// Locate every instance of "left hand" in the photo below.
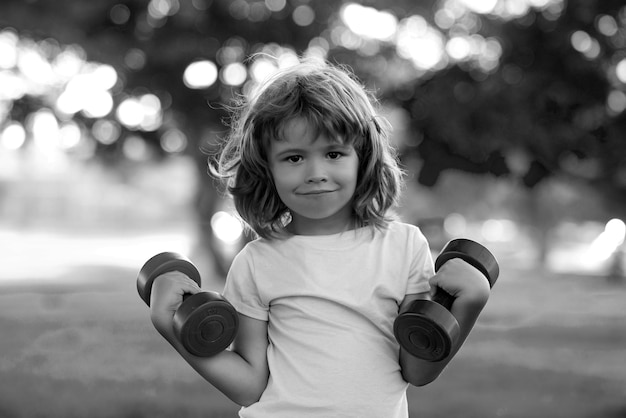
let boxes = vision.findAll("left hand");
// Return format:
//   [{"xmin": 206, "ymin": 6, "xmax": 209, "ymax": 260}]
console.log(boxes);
[{"xmin": 429, "ymin": 258, "xmax": 491, "ymax": 305}]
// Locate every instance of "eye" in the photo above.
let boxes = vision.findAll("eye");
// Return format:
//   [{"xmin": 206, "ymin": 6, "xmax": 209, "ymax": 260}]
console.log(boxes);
[
  {"xmin": 327, "ymin": 151, "xmax": 343, "ymax": 160},
  {"xmin": 286, "ymin": 155, "xmax": 302, "ymax": 163}
]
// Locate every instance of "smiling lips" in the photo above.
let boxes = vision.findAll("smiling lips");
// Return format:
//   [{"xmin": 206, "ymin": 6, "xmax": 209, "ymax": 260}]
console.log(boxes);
[{"xmin": 297, "ymin": 189, "xmax": 336, "ymax": 195}]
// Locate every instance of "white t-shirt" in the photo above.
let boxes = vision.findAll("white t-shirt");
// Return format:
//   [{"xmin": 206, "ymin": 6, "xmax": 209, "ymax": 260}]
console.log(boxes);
[{"xmin": 223, "ymin": 221, "xmax": 434, "ymax": 418}]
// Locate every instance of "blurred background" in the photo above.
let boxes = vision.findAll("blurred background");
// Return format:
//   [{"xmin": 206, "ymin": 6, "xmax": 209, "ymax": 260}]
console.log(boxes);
[{"xmin": 1, "ymin": 0, "xmax": 625, "ymax": 417}]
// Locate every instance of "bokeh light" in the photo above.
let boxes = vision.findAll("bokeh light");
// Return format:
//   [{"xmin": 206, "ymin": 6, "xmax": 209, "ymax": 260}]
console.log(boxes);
[
  {"xmin": 292, "ymin": 5, "xmax": 315, "ymax": 27},
  {"xmin": 481, "ymin": 219, "xmax": 518, "ymax": 242},
  {"xmin": 122, "ymin": 134, "xmax": 151, "ymax": 160},
  {"xmin": 0, "ymin": 30, "xmax": 18, "ymax": 69},
  {"xmin": 124, "ymin": 48, "xmax": 146, "ymax": 70},
  {"xmin": 615, "ymin": 59, "xmax": 626, "ymax": 83},
  {"xmin": 396, "ymin": 15, "xmax": 447, "ymax": 71},
  {"xmin": 148, "ymin": 0, "xmax": 180, "ymax": 19},
  {"xmin": 30, "ymin": 108, "xmax": 60, "ymax": 150},
  {"xmin": 596, "ymin": 14, "xmax": 618, "ymax": 37},
  {"xmin": 607, "ymin": 90, "xmax": 626, "ymax": 114},
  {"xmin": 110, "ymin": 4, "xmax": 131, "ymax": 25},
  {"xmin": 211, "ymin": 211, "xmax": 244, "ymax": 243},
  {"xmin": 116, "ymin": 98, "xmax": 143, "ymax": 128},
  {"xmin": 341, "ymin": 3, "xmax": 397, "ymax": 41},
  {"xmin": 115, "ymin": 94, "xmax": 163, "ymax": 131},
  {"xmin": 444, "ymin": 213, "xmax": 467, "ymax": 236},
  {"xmin": 0, "ymin": 122, "xmax": 26, "ymax": 150},
  {"xmin": 446, "ymin": 36, "xmax": 472, "ymax": 61},
  {"xmin": 183, "ymin": 60, "xmax": 218, "ymax": 89},
  {"xmin": 220, "ymin": 62, "xmax": 247, "ymax": 86},
  {"xmin": 250, "ymin": 57, "xmax": 278, "ymax": 83},
  {"xmin": 265, "ymin": 0, "xmax": 286, "ymax": 13},
  {"xmin": 55, "ymin": 64, "xmax": 117, "ymax": 117},
  {"xmin": 0, "ymin": 70, "xmax": 26, "ymax": 100},
  {"xmin": 17, "ymin": 42, "xmax": 55, "ymax": 87},
  {"xmin": 160, "ymin": 128, "xmax": 188, "ymax": 153},
  {"xmin": 92, "ymin": 119, "xmax": 121, "ymax": 145},
  {"xmin": 589, "ymin": 218, "xmax": 626, "ymax": 261},
  {"xmin": 461, "ymin": 0, "xmax": 498, "ymax": 15},
  {"xmin": 570, "ymin": 30, "xmax": 601, "ymax": 60},
  {"xmin": 58, "ymin": 122, "xmax": 82, "ymax": 149}
]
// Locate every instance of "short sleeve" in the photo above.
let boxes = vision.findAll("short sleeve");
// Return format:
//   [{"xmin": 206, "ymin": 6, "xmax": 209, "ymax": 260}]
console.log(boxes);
[
  {"xmin": 405, "ymin": 227, "xmax": 435, "ymax": 295},
  {"xmin": 222, "ymin": 245, "xmax": 269, "ymax": 321}
]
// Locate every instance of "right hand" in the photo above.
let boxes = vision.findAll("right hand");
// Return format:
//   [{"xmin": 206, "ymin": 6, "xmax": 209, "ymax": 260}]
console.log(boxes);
[{"xmin": 149, "ymin": 271, "xmax": 201, "ymax": 334}]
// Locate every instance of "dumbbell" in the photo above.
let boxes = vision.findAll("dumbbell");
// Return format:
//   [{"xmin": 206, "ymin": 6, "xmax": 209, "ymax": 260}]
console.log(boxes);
[
  {"xmin": 393, "ymin": 239, "xmax": 499, "ymax": 362},
  {"xmin": 137, "ymin": 252, "xmax": 239, "ymax": 357}
]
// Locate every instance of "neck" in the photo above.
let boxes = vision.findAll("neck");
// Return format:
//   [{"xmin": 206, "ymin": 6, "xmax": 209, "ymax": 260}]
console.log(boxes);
[{"xmin": 288, "ymin": 216, "xmax": 358, "ymax": 236}]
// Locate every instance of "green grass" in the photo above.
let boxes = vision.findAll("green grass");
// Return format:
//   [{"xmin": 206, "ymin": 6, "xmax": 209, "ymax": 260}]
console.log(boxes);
[{"xmin": 0, "ymin": 265, "xmax": 625, "ymax": 417}]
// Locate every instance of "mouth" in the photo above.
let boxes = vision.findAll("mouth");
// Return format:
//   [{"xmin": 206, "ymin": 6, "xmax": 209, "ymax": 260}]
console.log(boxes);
[{"xmin": 297, "ymin": 189, "xmax": 335, "ymax": 196}]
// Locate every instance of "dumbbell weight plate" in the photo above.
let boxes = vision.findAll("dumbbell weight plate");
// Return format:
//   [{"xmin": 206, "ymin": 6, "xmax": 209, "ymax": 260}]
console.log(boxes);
[
  {"xmin": 394, "ymin": 299, "xmax": 460, "ymax": 362},
  {"xmin": 434, "ymin": 239, "xmax": 499, "ymax": 287},
  {"xmin": 174, "ymin": 292, "xmax": 239, "ymax": 357},
  {"xmin": 137, "ymin": 252, "xmax": 201, "ymax": 306}
]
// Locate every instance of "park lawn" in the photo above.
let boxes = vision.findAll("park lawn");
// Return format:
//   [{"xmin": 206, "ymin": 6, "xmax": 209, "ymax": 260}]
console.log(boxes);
[{"xmin": 0, "ymin": 264, "xmax": 624, "ymax": 418}]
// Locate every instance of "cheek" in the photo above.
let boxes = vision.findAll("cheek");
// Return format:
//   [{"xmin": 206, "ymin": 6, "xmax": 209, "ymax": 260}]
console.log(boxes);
[
  {"xmin": 269, "ymin": 165, "xmax": 294, "ymax": 195},
  {"xmin": 346, "ymin": 158, "xmax": 360, "ymax": 185}
]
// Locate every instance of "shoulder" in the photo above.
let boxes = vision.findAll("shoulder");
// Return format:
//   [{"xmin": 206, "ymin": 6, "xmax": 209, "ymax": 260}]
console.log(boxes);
[
  {"xmin": 385, "ymin": 220, "xmax": 421, "ymax": 233},
  {"xmin": 377, "ymin": 221, "xmax": 432, "ymax": 261},
  {"xmin": 241, "ymin": 236, "xmax": 291, "ymax": 253},
  {"xmin": 232, "ymin": 236, "xmax": 294, "ymax": 267},
  {"xmin": 381, "ymin": 220, "xmax": 428, "ymax": 243},
  {"xmin": 226, "ymin": 238, "xmax": 283, "ymax": 287}
]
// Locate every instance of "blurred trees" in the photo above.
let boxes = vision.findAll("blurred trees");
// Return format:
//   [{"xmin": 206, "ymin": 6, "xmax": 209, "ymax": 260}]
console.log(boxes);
[
  {"xmin": 401, "ymin": 1, "xmax": 626, "ymax": 205},
  {"xmin": 1, "ymin": 0, "xmax": 626, "ymax": 227}
]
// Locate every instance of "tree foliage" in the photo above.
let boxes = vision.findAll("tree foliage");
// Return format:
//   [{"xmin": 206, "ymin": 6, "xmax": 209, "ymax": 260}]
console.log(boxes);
[
  {"xmin": 1, "ymin": 0, "xmax": 625, "ymax": 202},
  {"xmin": 399, "ymin": 1, "xmax": 626, "ymax": 200}
]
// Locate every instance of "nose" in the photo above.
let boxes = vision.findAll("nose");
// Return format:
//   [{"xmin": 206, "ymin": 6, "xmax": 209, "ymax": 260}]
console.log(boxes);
[{"xmin": 305, "ymin": 159, "xmax": 327, "ymax": 183}]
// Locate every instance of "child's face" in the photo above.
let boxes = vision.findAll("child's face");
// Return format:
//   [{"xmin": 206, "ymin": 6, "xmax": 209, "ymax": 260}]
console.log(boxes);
[{"xmin": 268, "ymin": 117, "xmax": 359, "ymax": 235}]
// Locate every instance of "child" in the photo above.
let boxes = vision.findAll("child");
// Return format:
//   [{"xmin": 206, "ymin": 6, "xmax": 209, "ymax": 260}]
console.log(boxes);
[{"xmin": 148, "ymin": 58, "xmax": 491, "ymax": 417}]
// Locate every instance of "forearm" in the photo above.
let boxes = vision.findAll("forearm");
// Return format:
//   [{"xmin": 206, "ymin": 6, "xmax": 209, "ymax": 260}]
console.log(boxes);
[
  {"xmin": 172, "ymin": 338, "xmax": 266, "ymax": 406},
  {"xmin": 152, "ymin": 313, "xmax": 268, "ymax": 406}
]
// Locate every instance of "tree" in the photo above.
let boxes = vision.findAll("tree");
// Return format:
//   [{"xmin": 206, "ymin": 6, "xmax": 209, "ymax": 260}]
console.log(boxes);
[{"xmin": 2, "ymin": 0, "xmax": 626, "ymax": 269}]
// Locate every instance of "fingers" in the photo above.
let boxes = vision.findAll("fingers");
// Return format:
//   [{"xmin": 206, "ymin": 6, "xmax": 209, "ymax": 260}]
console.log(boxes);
[
  {"xmin": 150, "ymin": 271, "xmax": 201, "ymax": 311},
  {"xmin": 434, "ymin": 258, "xmax": 485, "ymax": 281},
  {"xmin": 158, "ymin": 271, "xmax": 202, "ymax": 294},
  {"xmin": 430, "ymin": 258, "xmax": 490, "ymax": 299}
]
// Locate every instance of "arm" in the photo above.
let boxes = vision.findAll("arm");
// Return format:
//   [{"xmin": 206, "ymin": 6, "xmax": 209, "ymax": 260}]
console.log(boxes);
[
  {"xmin": 149, "ymin": 272, "xmax": 269, "ymax": 406},
  {"xmin": 398, "ymin": 258, "xmax": 490, "ymax": 386}
]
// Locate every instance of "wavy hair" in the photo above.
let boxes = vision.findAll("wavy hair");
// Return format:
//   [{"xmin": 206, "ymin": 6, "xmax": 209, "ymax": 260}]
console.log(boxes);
[{"xmin": 212, "ymin": 58, "xmax": 404, "ymax": 239}]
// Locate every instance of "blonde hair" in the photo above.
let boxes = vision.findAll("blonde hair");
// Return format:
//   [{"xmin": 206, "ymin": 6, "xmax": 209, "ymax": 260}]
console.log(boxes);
[{"xmin": 213, "ymin": 58, "xmax": 404, "ymax": 239}]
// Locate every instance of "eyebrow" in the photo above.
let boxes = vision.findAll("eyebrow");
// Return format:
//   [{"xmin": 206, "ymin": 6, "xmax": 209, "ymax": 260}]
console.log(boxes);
[
  {"xmin": 272, "ymin": 147, "xmax": 306, "ymax": 159},
  {"xmin": 271, "ymin": 143, "xmax": 353, "ymax": 159}
]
